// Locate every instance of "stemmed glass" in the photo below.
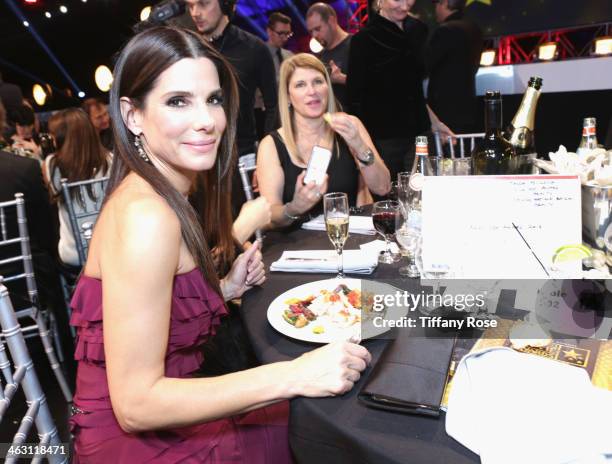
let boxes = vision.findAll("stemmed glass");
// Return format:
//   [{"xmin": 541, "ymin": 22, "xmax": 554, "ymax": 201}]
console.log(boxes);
[
  {"xmin": 372, "ymin": 200, "xmax": 401, "ymax": 264},
  {"xmin": 396, "ymin": 218, "xmax": 421, "ymax": 277},
  {"xmin": 324, "ymin": 192, "xmax": 349, "ymax": 278}
]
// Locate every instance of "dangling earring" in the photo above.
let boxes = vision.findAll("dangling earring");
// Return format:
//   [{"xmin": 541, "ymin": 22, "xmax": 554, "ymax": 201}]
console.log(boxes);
[{"xmin": 134, "ymin": 134, "xmax": 151, "ymax": 164}]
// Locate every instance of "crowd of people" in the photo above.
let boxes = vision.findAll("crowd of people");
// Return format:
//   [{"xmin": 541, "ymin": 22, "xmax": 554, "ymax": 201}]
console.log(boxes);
[{"xmin": 0, "ymin": 0, "xmax": 483, "ymax": 461}]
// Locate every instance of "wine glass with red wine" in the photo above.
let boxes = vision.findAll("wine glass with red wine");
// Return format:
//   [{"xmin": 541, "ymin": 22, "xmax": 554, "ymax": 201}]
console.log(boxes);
[{"xmin": 372, "ymin": 200, "xmax": 401, "ymax": 264}]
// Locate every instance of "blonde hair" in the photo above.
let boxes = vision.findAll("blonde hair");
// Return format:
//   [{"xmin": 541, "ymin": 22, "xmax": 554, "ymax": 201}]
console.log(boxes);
[{"xmin": 278, "ymin": 53, "xmax": 337, "ymax": 163}]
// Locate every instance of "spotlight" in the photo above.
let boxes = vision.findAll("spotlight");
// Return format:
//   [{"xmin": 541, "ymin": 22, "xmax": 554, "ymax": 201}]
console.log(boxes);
[
  {"xmin": 45, "ymin": 11, "xmax": 51, "ymax": 18},
  {"xmin": 480, "ymin": 49, "xmax": 496, "ymax": 66},
  {"xmin": 59, "ymin": 5, "xmax": 68, "ymax": 13},
  {"xmin": 78, "ymin": 91, "xmax": 85, "ymax": 98},
  {"xmin": 33, "ymin": 84, "xmax": 47, "ymax": 106},
  {"xmin": 538, "ymin": 42, "xmax": 557, "ymax": 61},
  {"xmin": 309, "ymin": 38, "xmax": 323, "ymax": 54},
  {"xmin": 140, "ymin": 6, "xmax": 152, "ymax": 21},
  {"xmin": 594, "ymin": 36, "xmax": 612, "ymax": 56},
  {"xmin": 95, "ymin": 65, "xmax": 113, "ymax": 92},
  {"xmin": 23, "ymin": 20, "xmax": 29, "ymax": 27}
]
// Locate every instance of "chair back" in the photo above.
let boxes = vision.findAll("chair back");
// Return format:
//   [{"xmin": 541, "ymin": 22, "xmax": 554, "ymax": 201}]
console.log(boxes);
[
  {"xmin": 0, "ymin": 194, "xmax": 72, "ymax": 402},
  {"xmin": 237, "ymin": 154, "xmax": 263, "ymax": 241},
  {"xmin": 433, "ymin": 132, "xmax": 485, "ymax": 158},
  {"xmin": 0, "ymin": 283, "xmax": 68, "ymax": 463},
  {"xmin": 60, "ymin": 176, "xmax": 109, "ymax": 266},
  {"xmin": 0, "ymin": 193, "xmax": 38, "ymax": 319}
]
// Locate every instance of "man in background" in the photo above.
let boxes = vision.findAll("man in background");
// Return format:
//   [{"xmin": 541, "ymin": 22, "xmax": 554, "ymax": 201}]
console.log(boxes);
[
  {"xmin": 306, "ymin": 3, "xmax": 351, "ymax": 109},
  {"xmin": 426, "ymin": 0, "xmax": 483, "ymax": 134},
  {"xmin": 266, "ymin": 12, "xmax": 294, "ymax": 79},
  {"xmin": 82, "ymin": 98, "xmax": 113, "ymax": 151},
  {"xmin": 186, "ymin": 0, "xmax": 278, "ymax": 158},
  {"xmin": 254, "ymin": 12, "xmax": 294, "ymax": 138}
]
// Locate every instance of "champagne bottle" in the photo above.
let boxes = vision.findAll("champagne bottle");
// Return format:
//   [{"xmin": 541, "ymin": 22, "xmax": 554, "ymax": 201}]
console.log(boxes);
[
  {"xmin": 506, "ymin": 76, "xmax": 543, "ymax": 156},
  {"xmin": 471, "ymin": 91, "xmax": 517, "ymax": 175},
  {"xmin": 576, "ymin": 117, "xmax": 599, "ymax": 157},
  {"xmin": 406, "ymin": 136, "xmax": 433, "ymax": 229}
]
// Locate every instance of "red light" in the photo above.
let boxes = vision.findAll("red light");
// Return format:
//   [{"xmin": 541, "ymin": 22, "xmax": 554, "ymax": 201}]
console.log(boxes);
[{"xmin": 25, "ymin": 0, "xmax": 38, "ymax": 3}]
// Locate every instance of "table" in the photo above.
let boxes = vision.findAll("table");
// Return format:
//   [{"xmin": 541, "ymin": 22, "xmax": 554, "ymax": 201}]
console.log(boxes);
[{"xmin": 241, "ymin": 225, "xmax": 481, "ymax": 464}]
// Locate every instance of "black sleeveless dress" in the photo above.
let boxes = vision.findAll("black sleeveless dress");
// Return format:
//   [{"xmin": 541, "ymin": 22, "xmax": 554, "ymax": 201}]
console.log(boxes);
[{"xmin": 270, "ymin": 130, "xmax": 360, "ymax": 217}]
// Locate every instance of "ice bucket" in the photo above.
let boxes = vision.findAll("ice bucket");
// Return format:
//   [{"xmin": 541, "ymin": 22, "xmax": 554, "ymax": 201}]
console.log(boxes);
[{"xmin": 582, "ymin": 183, "xmax": 612, "ymax": 251}]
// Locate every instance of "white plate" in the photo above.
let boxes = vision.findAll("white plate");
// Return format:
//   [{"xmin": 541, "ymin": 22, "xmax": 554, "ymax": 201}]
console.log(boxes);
[{"xmin": 267, "ymin": 278, "xmax": 405, "ymax": 343}]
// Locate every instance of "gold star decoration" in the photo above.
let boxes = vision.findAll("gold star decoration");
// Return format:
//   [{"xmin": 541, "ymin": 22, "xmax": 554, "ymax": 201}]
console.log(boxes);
[
  {"xmin": 466, "ymin": 0, "xmax": 492, "ymax": 5},
  {"xmin": 563, "ymin": 349, "xmax": 581, "ymax": 360}
]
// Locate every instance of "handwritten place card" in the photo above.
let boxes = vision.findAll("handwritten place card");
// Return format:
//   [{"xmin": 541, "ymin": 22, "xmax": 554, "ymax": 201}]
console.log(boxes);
[{"xmin": 421, "ymin": 175, "xmax": 582, "ymax": 279}]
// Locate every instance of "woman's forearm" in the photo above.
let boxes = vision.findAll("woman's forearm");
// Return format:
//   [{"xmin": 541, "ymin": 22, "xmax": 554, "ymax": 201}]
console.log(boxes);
[
  {"xmin": 359, "ymin": 160, "xmax": 391, "ymax": 196},
  {"xmin": 117, "ymin": 361, "xmax": 298, "ymax": 433},
  {"xmin": 270, "ymin": 203, "xmax": 298, "ymax": 228}
]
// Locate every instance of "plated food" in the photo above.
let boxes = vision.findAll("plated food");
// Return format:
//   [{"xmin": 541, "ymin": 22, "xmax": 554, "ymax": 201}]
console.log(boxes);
[{"xmin": 282, "ymin": 284, "xmax": 362, "ymax": 332}]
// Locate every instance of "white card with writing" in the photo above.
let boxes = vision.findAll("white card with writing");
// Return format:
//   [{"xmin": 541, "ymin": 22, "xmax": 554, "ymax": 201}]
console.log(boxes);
[{"xmin": 421, "ymin": 175, "xmax": 582, "ymax": 279}]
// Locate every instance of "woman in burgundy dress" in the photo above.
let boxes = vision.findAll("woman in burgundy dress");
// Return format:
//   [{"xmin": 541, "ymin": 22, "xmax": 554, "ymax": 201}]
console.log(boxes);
[{"xmin": 69, "ymin": 26, "xmax": 371, "ymax": 463}]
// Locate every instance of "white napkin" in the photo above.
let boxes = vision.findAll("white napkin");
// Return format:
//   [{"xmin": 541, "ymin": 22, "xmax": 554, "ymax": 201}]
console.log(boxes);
[
  {"xmin": 270, "ymin": 250, "xmax": 377, "ymax": 274},
  {"xmin": 301, "ymin": 215, "xmax": 377, "ymax": 235},
  {"xmin": 446, "ymin": 347, "xmax": 612, "ymax": 464}
]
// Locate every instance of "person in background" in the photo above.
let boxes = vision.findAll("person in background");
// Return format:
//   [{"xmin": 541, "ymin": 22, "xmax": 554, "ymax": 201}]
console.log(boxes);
[
  {"xmin": 306, "ymin": 2, "xmax": 351, "ymax": 109},
  {"xmin": 68, "ymin": 26, "xmax": 370, "ymax": 462},
  {"xmin": 257, "ymin": 54, "xmax": 390, "ymax": 229},
  {"xmin": 0, "ymin": 99, "xmax": 75, "ymax": 385},
  {"xmin": 426, "ymin": 0, "xmax": 483, "ymax": 134},
  {"xmin": 0, "ymin": 71, "xmax": 23, "ymax": 121},
  {"xmin": 42, "ymin": 108, "xmax": 112, "ymax": 268},
  {"xmin": 254, "ymin": 12, "xmax": 294, "ymax": 140},
  {"xmin": 346, "ymin": 0, "xmax": 454, "ymax": 180},
  {"xmin": 82, "ymin": 97, "xmax": 114, "ymax": 151},
  {"xmin": 9, "ymin": 104, "xmax": 42, "ymax": 160}
]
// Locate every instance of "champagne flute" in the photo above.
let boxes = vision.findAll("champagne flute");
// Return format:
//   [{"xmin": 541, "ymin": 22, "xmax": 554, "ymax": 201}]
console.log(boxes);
[
  {"xmin": 372, "ymin": 200, "xmax": 401, "ymax": 264},
  {"xmin": 324, "ymin": 192, "xmax": 349, "ymax": 278}
]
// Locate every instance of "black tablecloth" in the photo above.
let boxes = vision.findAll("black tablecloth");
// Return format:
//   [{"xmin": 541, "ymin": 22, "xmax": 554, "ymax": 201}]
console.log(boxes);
[{"xmin": 241, "ymin": 225, "xmax": 480, "ymax": 464}]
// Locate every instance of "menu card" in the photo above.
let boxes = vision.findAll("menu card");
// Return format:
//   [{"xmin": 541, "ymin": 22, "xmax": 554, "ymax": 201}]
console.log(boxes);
[{"xmin": 421, "ymin": 175, "xmax": 583, "ymax": 278}]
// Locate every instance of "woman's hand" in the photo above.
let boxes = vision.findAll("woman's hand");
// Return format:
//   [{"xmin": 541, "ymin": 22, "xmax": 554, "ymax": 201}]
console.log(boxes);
[
  {"xmin": 287, "ymin": 171, "xmax": 329, "ymax": 216},
  {"xmin": 326, "ymin": 112, "xmax": 368, "ymax": 155},
  {"xmin": 220, "ymin": 240, "xmax": 265, "ymax": 301},
  {"xmin": 289, "ymin": 341, "xmax": 371, "ymax": 397}
]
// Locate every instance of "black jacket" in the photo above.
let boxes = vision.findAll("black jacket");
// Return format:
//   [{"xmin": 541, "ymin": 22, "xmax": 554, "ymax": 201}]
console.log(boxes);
[
  {"xmin": 0, "ymin": 151, "xmax": 58, "ymax": 309},
  {"xmin": 346, "ymin": 13, "xmax": 430, "ymax": 141},
  {"xmin": 212, "ymin": 25, "xmax": 278, "ymax": 155},
  {"xmin": 425, "ymin": 11, "xmax": 483, "ymax": 133}
]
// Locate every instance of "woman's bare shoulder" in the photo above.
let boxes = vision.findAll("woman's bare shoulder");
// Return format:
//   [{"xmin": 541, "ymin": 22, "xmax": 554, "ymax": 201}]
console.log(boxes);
[{"xmin": 85, "ymin": 175, "xmax": 181, "ymax": 277}]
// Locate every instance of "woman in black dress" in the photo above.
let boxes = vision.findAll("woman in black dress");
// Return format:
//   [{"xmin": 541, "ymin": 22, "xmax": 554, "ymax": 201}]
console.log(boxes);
[{"xmin": 257, "ymin": 53, "xmax": 390, "ymax": 228}]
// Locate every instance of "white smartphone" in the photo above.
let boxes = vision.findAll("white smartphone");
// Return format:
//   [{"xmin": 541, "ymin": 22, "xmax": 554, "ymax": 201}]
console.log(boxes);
[{"xmin": 303, "ymin": 145, "xmax": 332, "ymax": 185}]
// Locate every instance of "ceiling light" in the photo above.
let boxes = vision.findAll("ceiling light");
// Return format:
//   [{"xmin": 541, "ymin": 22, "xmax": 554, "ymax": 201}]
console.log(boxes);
[
  {"xmin": 95, "ymin": 65, "xmax": 113, "ymax": 92},
  {"xmin": 538, "ymin": 42, "xmax": 557, "ymax": 61},
  {"xmin": 594, "ymin": 36, "xmax": 612, "ymax": 56},
  {"xmin": 140, "ymin": 6, "xmax": 152, "ymax": 21},
  {"xmin": 480, "ymin": 49, "xmax": 496, "ymax": 66},
  {"xmin": 78, "ymin": 91, "xmax": 85, "ymax": 98},
  {"xmin": 23, "ymin": 20, "xmax": 30, "ymax": 27},
  {"xmin": 59, "ymin": 5, "xmax": 68, "ymax": 13},
  {"xmin": 33, "ymin": 84, "xmax": 47, "ymax": 106},
  {"xmin": 45, "ymin": 11, "xmax": 51, "ymax": 18},
  {"xmin": 309, "ymin": 38, "xmax": 323, "ymax": 54}
]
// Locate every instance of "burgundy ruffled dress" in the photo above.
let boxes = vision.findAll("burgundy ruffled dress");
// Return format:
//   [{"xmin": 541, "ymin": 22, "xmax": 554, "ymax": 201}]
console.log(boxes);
[{"xmin": 69, "ymin": 268, "xmax": 292, "ymax": 463}]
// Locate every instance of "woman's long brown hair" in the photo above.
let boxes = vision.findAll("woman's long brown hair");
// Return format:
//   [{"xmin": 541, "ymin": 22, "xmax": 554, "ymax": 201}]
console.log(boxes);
[
  {"xmin": 47, "ymin": 108, "xmax": 110, "ymax": 204},
  {"xmin": 107, "ymin": 26, "xmax": 238, "ymax": 294}
]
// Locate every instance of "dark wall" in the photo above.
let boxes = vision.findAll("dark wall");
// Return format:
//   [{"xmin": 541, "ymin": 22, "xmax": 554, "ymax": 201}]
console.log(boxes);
[{"xmin": 474, "ymin": 89, "xmax": 612, "ymax": 156}]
